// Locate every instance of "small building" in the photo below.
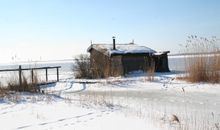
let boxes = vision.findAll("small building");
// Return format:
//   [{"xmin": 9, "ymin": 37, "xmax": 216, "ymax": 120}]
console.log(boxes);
[{"xmin": 87, "ymin": 37, "xmax": 170, "ymax": 78}]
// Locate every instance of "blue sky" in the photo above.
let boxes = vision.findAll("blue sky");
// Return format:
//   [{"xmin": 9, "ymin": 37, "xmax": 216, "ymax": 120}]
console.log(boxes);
[{"xmin": 0, "ymin": 0, "xmax": 220, "ymax": 62}]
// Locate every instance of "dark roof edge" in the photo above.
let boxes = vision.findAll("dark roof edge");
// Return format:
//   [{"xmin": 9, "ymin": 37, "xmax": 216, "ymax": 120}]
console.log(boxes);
[{"xmin": 110, "ymin": 53, "xmax": 153, "ymax": 57}]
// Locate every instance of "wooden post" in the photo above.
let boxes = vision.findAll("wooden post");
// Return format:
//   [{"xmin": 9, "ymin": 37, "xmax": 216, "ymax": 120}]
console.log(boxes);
[
  {"xmin": 18, "ymin": 65, "xmax": 22, "ymax": 91},
  {"xmin": 45, "ymin": 68, "xmax": 48, "ymax": 82},
  {"xmin": 56, "ymin": 67, "xmax": 59, "ymax": 82},
  {"xmin": 31, "ymin": 69, "xmax": 34, "ymax": 83}
]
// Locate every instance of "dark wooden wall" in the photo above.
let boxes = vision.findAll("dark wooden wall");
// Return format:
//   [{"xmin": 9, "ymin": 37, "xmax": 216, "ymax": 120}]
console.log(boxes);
[
  {"xmin": 89, "ymin": 50, "xmax": 170, "ymax": 78},
  {"xmin": 90, "ymin": 49, "xmax": 110, "ymax": 78},
  {"xmin": 122, "ymin": 55, "xmax": 145, "ymax": 74},
  {"xmin": 110, "ymin": 55, "xmax": 124, "ymax": 76},
  {"xmin": 154, "ymin": 54, "xmax": 170, "ymax": 72}
]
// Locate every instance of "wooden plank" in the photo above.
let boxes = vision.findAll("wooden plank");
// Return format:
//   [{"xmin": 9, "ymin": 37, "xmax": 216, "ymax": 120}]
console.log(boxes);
[
  {"xmin": 21, "ymin": 66, "xmax": 61, "ymax": 71},
  {"xmin": 45, "ymin": 68, "xmax": 48, "ymax": 82},
  {"xmin": 19, "ymin": 65, "xmax": 22, "ymax": 91},
  {"xmin": 31, "ymin": 69, "xmax": 34, "ymax": 83},
  {"xmin": 0, "ymin": 66, "xmax": 62, "ymax": 86},
  {"xmin": 57, "ymin": 67, "xmax": 59, "ymax": 82},
  {"xmin": 0, "ymin": 69, "xmax": 19, "ymax": 72},
  {"xmin": 0, "ymin": 66, "xmax": 61, "ymax": 72}
]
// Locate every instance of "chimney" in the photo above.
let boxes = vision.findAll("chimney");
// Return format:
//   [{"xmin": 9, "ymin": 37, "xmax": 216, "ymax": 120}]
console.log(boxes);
[{"xmin": 112, "ymin": 36, "xmax": 116, "ymax": 50}]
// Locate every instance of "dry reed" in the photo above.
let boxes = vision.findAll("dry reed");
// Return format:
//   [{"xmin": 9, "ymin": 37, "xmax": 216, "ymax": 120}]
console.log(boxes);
[
  {"xmin": 182, "ymin": 36, "xmax": 220, "ymax": 83},
  {"xmin": 7, "ymin": 72, "xmax": 40, "ymax": 93}
]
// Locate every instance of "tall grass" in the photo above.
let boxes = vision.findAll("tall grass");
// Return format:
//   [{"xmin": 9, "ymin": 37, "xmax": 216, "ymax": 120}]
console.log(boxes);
[
  {"xmin": 7, "ymin": 72, "xmax": 40, "ymax": 93},
  {"xmin": 181, "ymin": 36, "xmax": 220, "ymax": 83},
  {"xmin": 0, "ymin": 82, "xmax": 8, "ymax": 97},
  {"xmin": 147, "ymin": 66, "xmax": 155, "ymax": 81}
]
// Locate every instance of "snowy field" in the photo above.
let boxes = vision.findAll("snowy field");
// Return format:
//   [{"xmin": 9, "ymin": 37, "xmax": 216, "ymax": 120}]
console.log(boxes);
[{"xmin": 1, "ymin": 58, "xmax": 220, "ymax": 130}]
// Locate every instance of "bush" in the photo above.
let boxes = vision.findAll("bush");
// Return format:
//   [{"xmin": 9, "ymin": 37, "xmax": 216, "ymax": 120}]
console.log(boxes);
[
  {"xmin": 74, "ymin": 54, "xmax": 92, "ymax": 79},
  {"xmin": 182, "ymin": 36, "xmax": 220, "ymax": 83}
]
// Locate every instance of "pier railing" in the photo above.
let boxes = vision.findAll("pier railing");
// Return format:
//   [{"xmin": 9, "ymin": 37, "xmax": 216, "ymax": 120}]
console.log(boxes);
[{"xmin": 0, "ymin": 65, "xmax": 61, "ymax": 87}]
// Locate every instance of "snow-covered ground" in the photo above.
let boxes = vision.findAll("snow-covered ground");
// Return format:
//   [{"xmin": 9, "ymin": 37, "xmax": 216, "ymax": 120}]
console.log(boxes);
[{"xmin": 1, "ymin": 70, "xmax": 220, "ymax": 130}]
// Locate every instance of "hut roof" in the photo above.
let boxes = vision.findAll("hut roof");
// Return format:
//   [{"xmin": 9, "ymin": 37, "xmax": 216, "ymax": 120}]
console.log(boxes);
[
  {"xmin": 87, "ymin": 44, "xmax": 157, "ymax": 56},
  {"xmin": 153, "ymin": 51, "xmax": 170, "ymax": 56}
]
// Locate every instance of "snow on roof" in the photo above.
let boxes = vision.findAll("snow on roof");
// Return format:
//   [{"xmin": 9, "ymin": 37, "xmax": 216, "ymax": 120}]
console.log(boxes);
[
  {"xmin": 87, "ymin": 44, "xmax": 157, "ymax": 56},
  {"xmin": 153, "ymin": 51, "xmax": 170, "ymax": 56}
]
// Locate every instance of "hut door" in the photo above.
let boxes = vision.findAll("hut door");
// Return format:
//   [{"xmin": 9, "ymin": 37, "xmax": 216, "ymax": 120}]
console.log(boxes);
[{"xmin": 122, "ymin": 56, "xmax": 145, "ymax": 74}]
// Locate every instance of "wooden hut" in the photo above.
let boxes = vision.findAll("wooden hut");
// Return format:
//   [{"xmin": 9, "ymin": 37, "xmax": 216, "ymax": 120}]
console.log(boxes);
[{"xmin": 87, "ymin": 37, "xmax": 170, "ymax": 78}]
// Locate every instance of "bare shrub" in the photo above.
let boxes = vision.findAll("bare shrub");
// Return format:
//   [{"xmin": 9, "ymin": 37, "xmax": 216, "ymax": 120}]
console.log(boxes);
[
  {"xmin": 7, "ymin": 73, "xmax": 40, "ymax": 93},
  {"xmin": 74, "ymin": 54, "xmax": 92, "ymax": 79},
  {"xmin": 181, "ymin": 36, "xmax": 220, "ymax": 83}
]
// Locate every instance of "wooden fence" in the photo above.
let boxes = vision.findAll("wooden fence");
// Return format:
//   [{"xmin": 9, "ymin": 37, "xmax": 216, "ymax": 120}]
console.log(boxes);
[{"xmin": 0, "ymin": 65, "xmax": 61, "ymax": 87}]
